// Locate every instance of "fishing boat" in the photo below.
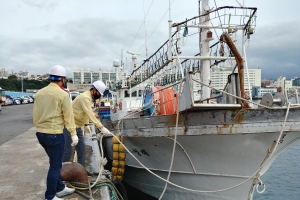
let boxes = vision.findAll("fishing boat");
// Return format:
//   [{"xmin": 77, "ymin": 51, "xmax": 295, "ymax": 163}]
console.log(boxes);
[{"xmin": 100, "ymin": 1, "xmax": 300, "ymax": 199}]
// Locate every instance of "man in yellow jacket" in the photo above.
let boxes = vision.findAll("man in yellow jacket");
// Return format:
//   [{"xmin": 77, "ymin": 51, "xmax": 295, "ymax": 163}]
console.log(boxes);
[
  {"xmin": 63, "ymin": 80, "xmax": 110, "ymax": 168},
  {"xmin": 33, "ymin": 65, "xmax": 78, "ymax": 200}
]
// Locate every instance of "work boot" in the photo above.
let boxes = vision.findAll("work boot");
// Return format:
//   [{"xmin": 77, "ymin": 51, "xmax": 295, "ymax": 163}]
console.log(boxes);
[{"xmin": 56, "ymin": 186, "xmax": 75, "ymax": 197}]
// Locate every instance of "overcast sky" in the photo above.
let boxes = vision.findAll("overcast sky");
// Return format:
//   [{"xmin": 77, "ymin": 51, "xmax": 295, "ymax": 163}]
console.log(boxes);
[{"xmin": 1, "ymin": 0, "xmax": 299, "ymax": 80}]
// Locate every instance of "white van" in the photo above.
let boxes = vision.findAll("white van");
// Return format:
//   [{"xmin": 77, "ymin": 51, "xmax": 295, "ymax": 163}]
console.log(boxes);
[
  {"xmin": 70, "ymin": 91, "xmax": 80, "ymax": 100},
  {"xmin": 64, "ymin": 88, "xmax": 72, "ymax": 102}
]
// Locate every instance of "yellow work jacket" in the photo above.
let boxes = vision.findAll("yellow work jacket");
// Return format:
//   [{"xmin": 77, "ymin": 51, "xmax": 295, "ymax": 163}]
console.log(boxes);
[
  {"xmin": 72, "ymin": 91, "xmax": 103, "ymax": 128},
  {"xmin": 33, "ymin": 83, "xmax": 76, "ymax": 136}
]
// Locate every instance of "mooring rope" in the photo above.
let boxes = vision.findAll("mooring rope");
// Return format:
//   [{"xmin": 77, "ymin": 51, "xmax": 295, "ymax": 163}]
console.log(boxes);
[{"xmin": 107, "ymin": 102, "xmax": 292, "ymax": 193}]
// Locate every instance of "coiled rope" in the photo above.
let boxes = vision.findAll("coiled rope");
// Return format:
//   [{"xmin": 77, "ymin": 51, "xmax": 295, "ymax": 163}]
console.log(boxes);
[{"xmin": 69, "ymin": 178, "xmax": 124, "ymax": 200}]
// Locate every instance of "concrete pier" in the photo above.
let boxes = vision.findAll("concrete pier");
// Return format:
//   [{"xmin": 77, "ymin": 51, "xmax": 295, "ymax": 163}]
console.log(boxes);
[{"xmin": 0, "ymin": 127, "xmax": 93, "ymax": 200}]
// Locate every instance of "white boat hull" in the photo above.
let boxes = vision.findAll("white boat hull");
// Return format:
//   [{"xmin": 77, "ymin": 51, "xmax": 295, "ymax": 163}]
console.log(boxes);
[{"xmin": 121, "ymin": 132, "xmax": 300, "ymax": 199}]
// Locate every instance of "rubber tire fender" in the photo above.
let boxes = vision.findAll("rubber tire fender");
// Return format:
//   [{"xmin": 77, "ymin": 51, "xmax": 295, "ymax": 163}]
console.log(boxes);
[{"xmin": 112, "ymin": 180, "xmax": 128, "ymax": 200}]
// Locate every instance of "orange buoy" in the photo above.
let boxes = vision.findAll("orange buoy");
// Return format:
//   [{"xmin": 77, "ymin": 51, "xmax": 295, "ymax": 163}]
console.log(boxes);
[{"xmin": 151, "ymin": 86, "xmax": 178, "ymax": 115}]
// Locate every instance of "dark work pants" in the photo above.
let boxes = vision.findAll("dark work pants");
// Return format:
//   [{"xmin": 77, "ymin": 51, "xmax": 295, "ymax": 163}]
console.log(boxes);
[
  {"xmin": 36, "ymin": 132, "xmax": 65, "ymax": 200},
  {"xmin": 62, "ymin": 127, "xmax": 86, "ymax": 167}
]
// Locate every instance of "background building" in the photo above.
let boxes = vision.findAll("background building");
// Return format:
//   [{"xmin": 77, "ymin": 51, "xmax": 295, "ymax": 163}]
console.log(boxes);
[
  {"xmin": 277, "ymin": 76, "xmax": 296, "ymax": 92},
  {"xmin": 210, "ymin": 67, "xmax": 261, "ymax": 93},
  {"xmin": 0, "ymin": 68, "xmax": 9, "ymax": 79},
  {"xmin": 251, "ymin": 86, "xmax": 277, "ymax": 99},
  {"xmin": 73, "ymin": 68, "xmax": 116, "ymax": 85},
  {"xmin": 70, "ymin": 68, "xmax": 127, "ymax": 93}
]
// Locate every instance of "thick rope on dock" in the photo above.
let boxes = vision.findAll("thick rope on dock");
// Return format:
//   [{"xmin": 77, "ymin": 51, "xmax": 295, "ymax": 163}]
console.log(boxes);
[{"xmin": 68, "ymin": 179, "xmax": 124, "ymax": 200}]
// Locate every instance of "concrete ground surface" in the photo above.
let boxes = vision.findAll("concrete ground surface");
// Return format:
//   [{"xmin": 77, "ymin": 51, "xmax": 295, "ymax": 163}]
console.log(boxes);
[
  {"xmin": 0, "ymin": 127, "xmax": 96, "ymax": 200},
  {"xmin": 0, "ymin": 104, "xmax": 156, "ymax": 200}
]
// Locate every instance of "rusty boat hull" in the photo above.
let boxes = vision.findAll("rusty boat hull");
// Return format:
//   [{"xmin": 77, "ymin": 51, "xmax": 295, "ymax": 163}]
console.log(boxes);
[{"xmin": 104, "ymin": 107, "xmax": 300, "ymax": 199}]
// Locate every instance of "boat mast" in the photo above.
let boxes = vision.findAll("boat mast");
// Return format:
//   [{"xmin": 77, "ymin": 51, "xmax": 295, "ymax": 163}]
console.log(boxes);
[
  {"xmin": 200, "ymin": 0, "xmax": 211, "ymax": 103},
  {"xmin": 168, "ymin": 0, "xmax": 172, "ymax": 63},
  {"xmin": 198, "ymin": 0, "xmax": 201, "ymax": 53}
]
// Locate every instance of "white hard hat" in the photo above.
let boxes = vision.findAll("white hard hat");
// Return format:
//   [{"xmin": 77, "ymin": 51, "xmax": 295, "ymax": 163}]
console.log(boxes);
[
  {"xmin": 93, "ymin": 81, "xmax": 106, "ymax": 95},
  {"xmin": 49, "ymin": 65, "xmax": 67, "ymax": 77}
]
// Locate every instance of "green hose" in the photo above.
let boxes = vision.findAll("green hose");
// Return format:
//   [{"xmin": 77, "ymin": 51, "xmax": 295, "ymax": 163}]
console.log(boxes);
[{"xmin": 69, "ymin": 180, "xmax": 123, "ymax": 200}]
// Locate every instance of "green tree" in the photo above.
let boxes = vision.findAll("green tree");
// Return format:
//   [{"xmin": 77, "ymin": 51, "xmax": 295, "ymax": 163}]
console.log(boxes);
[
  {"xmin": 8, "ymin": 75, "xmax": 18, "ymax": 80},
  {"xmin": 0, "ymin": 79, "xmax": 50, "ymax": 91}
]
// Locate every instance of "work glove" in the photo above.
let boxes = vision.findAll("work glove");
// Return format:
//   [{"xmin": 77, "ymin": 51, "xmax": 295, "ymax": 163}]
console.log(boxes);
[
  {"xmin": 71, "ymin": 135, "xmax": 79, "ymax": 146},
  {"xmin": 99, "ymin": 127, "xmax": 111, "ymax": 136},
  {"xmin": 84, "ymin": 125, "xmax": 92, "ymax": 134}
]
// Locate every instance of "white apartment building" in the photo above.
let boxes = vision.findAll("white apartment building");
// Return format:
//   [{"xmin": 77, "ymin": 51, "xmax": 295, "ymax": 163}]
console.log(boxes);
[
  {"xmin": 210, "ymin": 67, "xmax": 261, "ymax": 92},
  {"xmin": 70, "ymin": 68, "xmax": 128, "ymax": 92},
  {"xmin": 72, "ymin": 68, "xmax": 118, "ymax": 85},
  {"xmin": 277, "ymin": 77, "xmax": 300, "ymax": 93},
  {"xmin": 17, "ymin": 71, "xmax": 32, "ymax": 79},
  {"xmin": 277, "ymin": 76, "xmax": 285, "ymax": 90},
  {"xmin": 277, "ymin": 76, "xmax": 295, "ymax": 91},
  {"xmin": 0, "ymin": 68, "xmax": 9, "ymax": 79}
]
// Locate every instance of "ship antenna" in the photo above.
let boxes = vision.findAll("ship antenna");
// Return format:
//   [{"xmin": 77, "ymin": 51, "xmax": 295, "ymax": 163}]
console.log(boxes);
[
  {"xmin": 121, "ymin": 49, "xmax": 124, "ymax": 69},
  {"xmin": 143, "ymin": 0, "xmax": 148, "ymax": 59},
  {"xmin": 168, "ymin": 0, "xmax": 172, "ymax": 62},
  {"xmin": 198, "ymin": 0, "xmax": 201, "ymax": 56}
]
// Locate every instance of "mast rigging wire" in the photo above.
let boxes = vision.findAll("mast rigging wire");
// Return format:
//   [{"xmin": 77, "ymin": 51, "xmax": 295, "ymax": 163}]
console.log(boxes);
[
  {"xmin": 138, "ymin": 0, "xmax": 175, "ymax": 52},
  {"xmin": 126, "ymin": 0, "xmax": 155, "ymax": 53}
]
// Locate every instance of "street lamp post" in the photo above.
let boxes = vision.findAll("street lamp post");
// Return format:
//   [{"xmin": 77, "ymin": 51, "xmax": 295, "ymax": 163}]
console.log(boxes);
[{"xmin": 21, "ymin": 75, "xmax": 23, "ymax": 93}]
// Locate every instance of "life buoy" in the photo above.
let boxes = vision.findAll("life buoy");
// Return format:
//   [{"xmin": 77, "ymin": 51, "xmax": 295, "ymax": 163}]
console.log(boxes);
[{"xmin": 152, "ymin": 86, "xmax": 178, "ymax": 115}]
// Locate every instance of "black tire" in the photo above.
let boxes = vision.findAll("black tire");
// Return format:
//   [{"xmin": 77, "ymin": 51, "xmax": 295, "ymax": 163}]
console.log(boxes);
[{"xmin": 113, "ymin": 180, "xmax": 128, "ymax": 200}]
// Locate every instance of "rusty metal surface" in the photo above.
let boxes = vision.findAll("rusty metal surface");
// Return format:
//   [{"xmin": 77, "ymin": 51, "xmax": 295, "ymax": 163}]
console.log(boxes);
[
  {"xmin": 103, "ymin": 105, "xmax": 300, "ymax": 200},
  {"xmin": 220, "ymin": 32, "xmax": 248, "ymax": 108},
  {"xmin": 111, "ymin": 107, "xmax": 300, "ymax": 137},
  {"xmin": 61, "ymin": 162, "xmax": 89, "ymax": 184}
]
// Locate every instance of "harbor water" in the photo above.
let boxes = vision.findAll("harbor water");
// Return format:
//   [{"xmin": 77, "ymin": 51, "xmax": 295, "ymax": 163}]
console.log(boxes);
[
  {"xmin": 253, "ymin": 97, "xmax": 300, "ymax": 199},
  {"xmin": 253, "ymin": 142, "xmax": 300, "ymax": 199}
]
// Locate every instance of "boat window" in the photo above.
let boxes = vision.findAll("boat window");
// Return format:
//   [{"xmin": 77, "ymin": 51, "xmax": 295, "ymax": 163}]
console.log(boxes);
[
  {"xmin": 139, "ymin": 90, "xmax": 142, "ymax": 97},
  {"xmin": 125, "ymin": 90, "xmax": 129, "ymax": 97},
  {"xmin": 131, "ymin": 91, "xmax": 137, "ymax": 97}
]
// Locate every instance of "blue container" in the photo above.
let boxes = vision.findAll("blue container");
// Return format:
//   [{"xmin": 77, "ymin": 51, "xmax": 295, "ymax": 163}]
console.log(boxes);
[
  {"xmin": 99, "ymin": 108, "xmax": 110, "ymax": 121},
  {"xmin": 143, "ymin": 92, "xmax": 154, "ymax": 116}
]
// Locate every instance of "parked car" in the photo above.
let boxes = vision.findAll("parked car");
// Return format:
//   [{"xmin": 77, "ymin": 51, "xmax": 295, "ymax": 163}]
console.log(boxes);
[
  {"xmin": 12, "ymin": 97, "xmax": 21, "ymax": 105},
  {"xmin": 27, "ymin": 96, "xmax": 34, "ymax": 102},
  {"xmin": 6, "ymin": 95, "xmax": 13, "ymax": 100},
  {"xmin": 14, "ymin": 97, "xmax": 23, "ymax": 104},
  {"xmin": 5, "ymin": 95, "xmax": 20, "ymax": 105},
  {"xmin": 29, "ymin": 95, "xmax": 35, "ymax": 101},
  {"xmin": 17, "ymin": 97, "xmax": 28, "ymax": 104},
  {"xmin": 64, "ymin": 88, "xmax": 72, "ymax": 102},
  {"xmin": 70, "ymin": 92, "xmax": 80, "ymax": 100},
  {"xmin": 5, "ymin": 95, "xmax": 14, "ymax": 106},
  {"xmin": 22, "ymin": 96, "xmax": 33, "ymax": 103},
  {"xmin": 5, "ymin": 98, "xmax": 13, "ymax": 105}
]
